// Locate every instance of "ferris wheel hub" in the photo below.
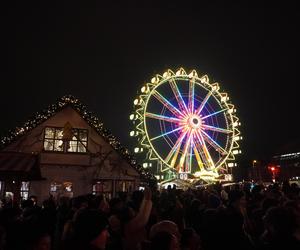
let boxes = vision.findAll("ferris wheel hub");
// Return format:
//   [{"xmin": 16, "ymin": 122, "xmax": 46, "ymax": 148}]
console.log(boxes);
[{"xmin": 187, "ymin": 114, "xmax": 202, "ymax": 129}]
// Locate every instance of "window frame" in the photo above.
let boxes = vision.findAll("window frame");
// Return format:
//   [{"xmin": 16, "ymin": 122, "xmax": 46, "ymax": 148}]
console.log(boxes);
[
  {"xmin": 20, "ymin": 181, "xmax": 30, "ymax": 200},
  {"xmin": 67, "ymin": 128, "xmax": 88, "ymax": 153},
  {"xmin": 43, "ymin": 126, "xmax": 89, "ymax": 154}
]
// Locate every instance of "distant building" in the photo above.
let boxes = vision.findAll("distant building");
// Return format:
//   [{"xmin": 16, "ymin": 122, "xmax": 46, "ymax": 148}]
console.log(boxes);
[
  {"xmin": 248, "ymin": 159, "xmax": 272, "ymax": 182},
  {"xmin": 271, "ymin": 151, "xmax": 300, "ymax": 181},
  {"xmin": 0, "ymin": 96, "xmax": 154, "ymax": 203},
  {"xmin": 247, "ymin": 151, "xmax": 300, "ymax": 182}
]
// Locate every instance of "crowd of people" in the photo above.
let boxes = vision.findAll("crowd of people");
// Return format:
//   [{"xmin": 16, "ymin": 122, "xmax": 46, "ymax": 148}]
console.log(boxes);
[{"xmin": 0, "ymin": 180, "xmax": 299, "ymax": 250}]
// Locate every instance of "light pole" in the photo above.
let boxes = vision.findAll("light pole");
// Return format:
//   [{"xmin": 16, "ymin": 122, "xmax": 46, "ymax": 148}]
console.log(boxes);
[
  {"xmin": 252, "ymin": 160, "xmax": 257, "ymax": 180},
  {"xmin": 252, "ymin": 160, "xmax": 262, "ymax": 182}
]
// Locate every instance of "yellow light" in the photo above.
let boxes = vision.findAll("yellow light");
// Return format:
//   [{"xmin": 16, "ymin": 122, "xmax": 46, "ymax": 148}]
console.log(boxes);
[
  {"xmin": 211, "ymin": 83, "xmax": 219, "ymax": 91},
  {"xmin": 200, "ymin": 75, "xmax": 209, "ymax": 84},
  {"xmin": 163, "ymin": 72, "xmax": 169, "ymax": 78},
  {"xmin": 134, "ymin": 98, "xmax": 142, "ymax": 105},
  {"xmin": 179, "ymin": 156, "xmax": 185, "ymax": 167},
  {"xmin": 194, "ymin": 170, "xmax": 219, "ymax": 179},
  {"xmin": 170, "ymin": 158, "xmax": 176, "ymax": 167},
  {"xmin": 221, "ymin": 96, "xmax": 227, "ymax": 102},
  {"xmin": 151, "ymin": 77, "xmax": 160, "ymax": 84},
  {"xmin": 141, "ymin": 86, "xmax": 149, "ymax": 93},
  {"xmin": 175, "ymin": 69, "xmax": 182, "ymax": 76},
  {"xmin": 188, "ymin": 70, "xmax": 198, "ymax": 78}
]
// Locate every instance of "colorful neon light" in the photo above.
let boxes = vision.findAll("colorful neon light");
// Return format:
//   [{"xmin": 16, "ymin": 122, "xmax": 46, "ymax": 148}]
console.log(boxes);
[{"xmin": 131, "ymin": 68, "xmax": 241, "ymax": 181}]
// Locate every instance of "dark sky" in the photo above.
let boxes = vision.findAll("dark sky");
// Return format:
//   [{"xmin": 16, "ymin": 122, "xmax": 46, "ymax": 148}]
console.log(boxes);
[{"xmin": 0, "ymin": 1, "xmax": 299, "ymax": 161}]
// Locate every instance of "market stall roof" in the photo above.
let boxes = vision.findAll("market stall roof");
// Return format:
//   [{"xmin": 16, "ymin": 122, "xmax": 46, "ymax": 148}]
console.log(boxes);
[{"xmin": 0, "ymin": 152, "xmax": 42, "ymax": 180}]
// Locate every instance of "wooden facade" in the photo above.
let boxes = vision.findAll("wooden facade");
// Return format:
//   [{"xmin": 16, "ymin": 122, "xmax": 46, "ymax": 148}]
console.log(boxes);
[{"xmin": 0, "ymin": 97, "xmax": 148, "ymax": 203}]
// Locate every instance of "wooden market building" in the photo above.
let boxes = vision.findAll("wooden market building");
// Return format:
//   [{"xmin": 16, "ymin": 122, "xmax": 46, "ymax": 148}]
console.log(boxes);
[{"xmin": 0, "ymin": 95, "xmax": 154, "ymax": 203}]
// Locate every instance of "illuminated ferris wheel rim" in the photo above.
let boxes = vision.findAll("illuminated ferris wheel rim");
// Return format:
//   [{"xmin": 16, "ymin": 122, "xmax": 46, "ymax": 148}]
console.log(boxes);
[
  {"xmin": 132, "ymin": 68, "xmax": 241, "ymax": 178},
  {"xmin": 144, "ymin": 73, "xmax": 235, "ymax": 169}
]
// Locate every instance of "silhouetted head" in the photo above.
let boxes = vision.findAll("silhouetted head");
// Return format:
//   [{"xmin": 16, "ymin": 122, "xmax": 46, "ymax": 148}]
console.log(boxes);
[
  {"xmin": 228, "ymin": 190, "xmax": 245, "ymax": 207},
  {"xmin": 73, "ymin": 209, "xmax": 108, "ymax": 244},
  {"xmin": 263, "ymin": 206, "xmax": 297, "ymax": 239},
  {"xmin": 150, "ymin": 220, "xmax": 180, "ymax": 241},
  {"xmin": 150, "ymin": 231, "xmax": 179, "ymax": 250}
]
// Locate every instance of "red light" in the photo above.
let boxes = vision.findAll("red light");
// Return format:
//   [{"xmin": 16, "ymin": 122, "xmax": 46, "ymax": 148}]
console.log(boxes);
[{"xmin": 271, "ymin": 167, "xmax": 275, "ymax": 171}]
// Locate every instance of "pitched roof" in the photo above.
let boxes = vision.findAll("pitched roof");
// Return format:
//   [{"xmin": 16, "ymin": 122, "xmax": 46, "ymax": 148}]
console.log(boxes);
[{"xmin": 0, "ymin": 95, "xmax": 156, "ymax": 183}]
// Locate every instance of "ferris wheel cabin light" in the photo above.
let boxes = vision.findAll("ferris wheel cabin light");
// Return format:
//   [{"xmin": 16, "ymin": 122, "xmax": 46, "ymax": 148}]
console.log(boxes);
[{"xmin": 130, "ymin": 68, "xmax": 241, "ymax": 183}]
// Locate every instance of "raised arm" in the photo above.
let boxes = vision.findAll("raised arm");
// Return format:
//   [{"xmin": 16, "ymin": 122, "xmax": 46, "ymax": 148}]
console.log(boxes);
[{"xmin": 126, "ymin": 187, "xmax": 153, "ymax": 233}]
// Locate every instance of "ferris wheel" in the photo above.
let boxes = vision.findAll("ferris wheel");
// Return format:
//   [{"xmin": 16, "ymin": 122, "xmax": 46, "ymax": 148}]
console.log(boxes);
[{"xmin": 130, "ymin": 68, "xmax": 241, "ymax": 182}]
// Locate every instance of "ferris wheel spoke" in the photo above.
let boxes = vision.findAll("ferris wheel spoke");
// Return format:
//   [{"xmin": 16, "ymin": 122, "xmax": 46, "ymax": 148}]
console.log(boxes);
[
  {"xmin": 192, "ymin": 143, "xmax": 204, "ymax": 170},
  {"xmin": 202, "ymin": 124, "xmax": 233, "ymax": 134},
  {"xmin": 150, "ymin": 126, "xmax": 184, "ymax": 141},
  {"xmin": 201, "ymin": 108, "xmax": 228, "ymax": 120},
  {"xmin": 145, "ymin": 112, "xmax": 181, "ymax": 124},
  {"xmin": 195, "ymin": 131, "xmax": 215, "ymax": 169},
  {"xmin": 169, "ymin": 79, "xmax": 188, "ymax": 114},
  {"xmin": 198, "ymin": 146, "xmax": 211, "ymax": 169},
  {"xmin": 165, "ymin": 129, "xmax": 188, "ymax": 167},
  {"xmin": 201, "ymin": 130, "xmax": 228, "ymax": 155},
  {"xmin": 170, "ymin": 131, "xmax": 188, "ymax": 168},
  {"xmin": 195, "ymin": 91, "xmax": 212, "ymax": 115},
  {"xmin": 188, "ymin": 79, "xmax": 195, "ymax": 112},
  {"xmin": 179, "ymin": 130, "xmax": 193, "ymax": 171},
  {"xmin": 187, "ymin": 139, "xmax": 194, "ymax": 172},
  {"xmin": 153, "ymin": 90, "xmax": 183, "ymax": 118}
]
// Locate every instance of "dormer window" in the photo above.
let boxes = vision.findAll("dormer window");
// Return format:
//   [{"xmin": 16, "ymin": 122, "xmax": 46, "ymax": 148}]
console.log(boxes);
[{"xmin": 43, "ymin": 127, "xmax": 88, "ymax": 153}]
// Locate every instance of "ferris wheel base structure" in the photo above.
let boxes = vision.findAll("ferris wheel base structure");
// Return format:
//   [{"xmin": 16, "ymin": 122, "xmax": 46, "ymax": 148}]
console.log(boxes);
[{"xmin": 130, "ymin": 68, "xmax": 241, "ymax": 186}]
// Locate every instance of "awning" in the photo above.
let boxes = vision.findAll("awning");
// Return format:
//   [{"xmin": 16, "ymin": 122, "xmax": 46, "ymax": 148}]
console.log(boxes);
[{"xmin": 0, "ymin": 152, "xmax": 42, "ymax": 180}]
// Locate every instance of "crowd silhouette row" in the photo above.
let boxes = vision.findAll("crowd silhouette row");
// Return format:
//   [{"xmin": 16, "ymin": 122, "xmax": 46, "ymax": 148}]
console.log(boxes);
[{"xmin": 0, "ymin": 180, "xmax": 299, "ymax": 250}]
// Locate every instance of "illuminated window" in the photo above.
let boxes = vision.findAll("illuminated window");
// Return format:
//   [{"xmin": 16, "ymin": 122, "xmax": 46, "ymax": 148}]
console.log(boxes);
[
  {"xmin": 116, "ymin": 181, "xmax": 134, "ymax": 192},
  {"xmin": 67, "ymin": 129, "xmax": 88, "ymax": 153},
  {"xmin": 92, "ymin": 181, "xmax": 103, "ymax": 195},
  {"xmin": 49, "ymin": 181, "xmax": 73, "ymax": 198},
  {"xmin": 63, "ymin": 182, "xmax": 73, "ymax": 192},
  {"xmin": 50, "ymin": 182, "xmax": 61, "ymax": 193},
  {"xmin": 44, "ymin": 127, "xmax": 64, "ymax": 151},
  {"xmin": 43, "ymin": 127, "xmax": 88, "ymax": 153},
  {"xmin": 20, "ymin": 181, "xmax": 30, "ymax": 200},
  {"xmin": 92, "ymin": 181, "xmax": 112, "ymax": 199}
]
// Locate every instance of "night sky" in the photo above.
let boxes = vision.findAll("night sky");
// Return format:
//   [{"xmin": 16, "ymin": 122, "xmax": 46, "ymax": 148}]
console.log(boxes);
[{"xmin": 0, "ymin": 1, "xmax": 299, "ymax": 161}]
